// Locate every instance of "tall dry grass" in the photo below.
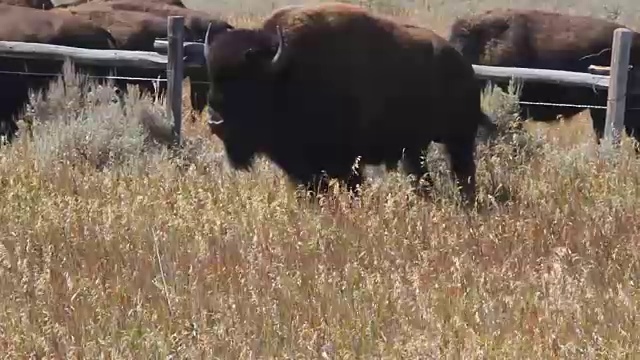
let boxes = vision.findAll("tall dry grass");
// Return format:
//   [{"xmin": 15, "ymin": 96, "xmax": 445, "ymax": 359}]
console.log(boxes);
[
  {"xmin": 1, "ymin": 62, "xmax": 639, "ymax": 358},
  {"xmin": 2, "ymin": 0, "xmax": 640, "ymax": 357}
]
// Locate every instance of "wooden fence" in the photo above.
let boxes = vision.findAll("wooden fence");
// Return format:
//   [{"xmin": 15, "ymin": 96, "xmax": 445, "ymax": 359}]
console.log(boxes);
[{"xmin": 0, "ymin": 17, "xmax": 638, "ymax": 148}]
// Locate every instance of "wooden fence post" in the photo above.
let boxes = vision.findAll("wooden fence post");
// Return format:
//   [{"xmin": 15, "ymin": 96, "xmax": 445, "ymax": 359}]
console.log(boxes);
[
  {"xmin": 167, "ymin": 16, "xmax": 184, "ymax": 146},
  {"xmin": 604, "ymin": 28, "xmax": 633, "ymax": 147}
]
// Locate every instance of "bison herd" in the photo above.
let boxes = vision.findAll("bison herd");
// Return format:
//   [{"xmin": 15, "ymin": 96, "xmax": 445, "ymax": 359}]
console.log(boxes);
[
  {"xmin": 1, "ymin": 1, "xmax": 640, "ymax": 206},
  {"xmin": 0, "ymin": 0, "xmax": 232, "ymax": 140}
]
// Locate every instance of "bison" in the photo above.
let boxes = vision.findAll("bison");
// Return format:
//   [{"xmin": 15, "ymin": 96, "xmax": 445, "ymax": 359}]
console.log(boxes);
[
  {"xmin": 52, "ymin": 3, "xmax": 197, "ymax": 103},
  {"xmin": 202, "ymin": 3, "xmax": 496, "ymax": 204},
  {"xmin": 448, "ymin": 8, "xmax": 640, "ymax": 146},
  {"xmin": 0, "ymin": 0, "xmax": 53, "ymax": 10},
  {"xmin": 57, "ymin": 0, "xmax": 233, "ymax": 122},
  {"xmin": 96, "ymin": 0, "xmax": 232, "ymax": 120},
  {"xmin": 87, "ymin": 0, "xmax": 223, "ymax": 40},
  {"xmin": 0, "ymin": 4, "xmax": 117, "ymax": 142}
]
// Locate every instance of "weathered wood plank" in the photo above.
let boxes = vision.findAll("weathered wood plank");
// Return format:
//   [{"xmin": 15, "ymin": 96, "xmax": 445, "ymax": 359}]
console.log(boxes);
[
  {"xmin": 153, "ymin": 39, "xmax": 202, "ymax": 55},
  {"xmin": 155, "ymin": 39, "xmax": 614, "ymax": 91},
  {"xmin": 472, "ymin": 64, "xmax": 610, "ymax": 90},
  {"xmin": 604, "ymin": 28, "xmax": 633, "ymax": 146},
  {"xmin": 1, "ymin": 38, "xmax": 614, "ymax": 90},
  {"xmin": 154, "ymin": 39, "xmax": 205, "ymax": 66},
  {"xmin": 588, "ymin": 64, "xmax": 640, "ymax": 96},
  {"xmin": 588, "ymin": 64, "xmax": 634, "ymax": 75},
  {"xmin": 0, "ymin": 40, "xmax": 202, "ymax": 69},
  {"xmin": 167, "ymin": 16, "xmax": 184, "ymax": 146}
]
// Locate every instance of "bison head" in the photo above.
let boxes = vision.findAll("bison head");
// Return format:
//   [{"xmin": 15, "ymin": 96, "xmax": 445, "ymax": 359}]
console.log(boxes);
[
  {"xmin": 202, "ymin": 23, "xmax": 289, "ymax": 170},
  {"xmin": 448, "ymin": 15, "xmax": 512, "ymax": 64}
]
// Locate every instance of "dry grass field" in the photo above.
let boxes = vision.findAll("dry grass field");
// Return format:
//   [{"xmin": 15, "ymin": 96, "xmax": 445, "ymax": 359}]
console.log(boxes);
[{"xmin": 2, "ymin": 0, "xmax": 640, "ymax": 358}]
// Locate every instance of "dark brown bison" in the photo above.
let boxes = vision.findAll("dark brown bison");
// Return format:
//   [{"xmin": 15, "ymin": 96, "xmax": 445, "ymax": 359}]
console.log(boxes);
[
  {"xmin": 0, "ymin": 4, "xmax": 117, "ymax": 142},
  {"xmin": 57, "ymin": 0, "xmax": 233, "ymax": 121},
  {"xmin": 91, "ymin": 1, "xmax": 221, "ymax": 39},
  {"xmin": 448, "ymin": 8, "xmax": 640, "ymax": 146},
  {"xmin": 52, "ymin": 3, "xmax": 197, "ymax": 103},
  {"xmin": 0, "ymin": 0, "xmax": 53, "ymax": 10},
  {"xmin": 97, "ymin": 0, "xmax": 232, "ymax": 120},
  {"xmin": 202, "ymin": 3, "xmax": 496, "ymax": 204}
]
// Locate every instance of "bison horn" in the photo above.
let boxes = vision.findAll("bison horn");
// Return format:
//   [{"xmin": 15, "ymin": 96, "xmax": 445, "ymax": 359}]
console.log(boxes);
[
  {"xmin": 208, "ymin": 106, "xmax": 224, "ymax": 125},
  {"xmin": 270, "ymin": 25, "xmax": 287, "ymax": 71},
  {"xmin": 203, "ymin": 23, "xmax": 212, "ymax": 64},
  {"xmin": 208, "ymin": 117, "xmax": 224, "ymax": 126}
]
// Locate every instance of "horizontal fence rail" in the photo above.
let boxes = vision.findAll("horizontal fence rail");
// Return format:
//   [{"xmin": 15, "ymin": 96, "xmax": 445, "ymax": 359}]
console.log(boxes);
[
  {"xmin": 473, "ymin": 64, "xmax": 611, "ymax": 90},
  {"xmin": 0, "ymin": 40, "xmax": 204, "ymax": 69},
  {"xmin": 153, "ymin": 40, "xmax": 635, "ymax": 94},
  {"xmin": 0, "ymin": 18, "xmax": 637, "ymax": 149}
]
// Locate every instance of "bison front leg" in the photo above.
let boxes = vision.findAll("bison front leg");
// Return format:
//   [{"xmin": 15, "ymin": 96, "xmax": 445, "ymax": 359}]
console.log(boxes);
[
  {"xmin": 444, "ymin": 136, "xmax": 477, "ymax": 207},
  {"xmin": 0, "ymin": 118, "xmax": 18, "ymax": 145},
  {"xmin": 401, "ymin": 144, "xmax": 434, "ymax": 198},
  {"xmin": 589, "ymin": 108, "xmax": 606, "ymax": 145},
  {"xmin": 190, "ymin": 83, "xmax": 209, "ymax": 123}
]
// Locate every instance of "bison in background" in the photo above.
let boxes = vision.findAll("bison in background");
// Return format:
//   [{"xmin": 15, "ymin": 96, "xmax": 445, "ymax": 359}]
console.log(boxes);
[
  {"xmin": 0, "ymin": 4, "xmax": 117, "ymax": 142},
  {"xmin": 98, "ymin": 0, "xmax": 232, "ymax": 120},
  {"xmin": 448, "ymin": 8, "xmax": 640, "ymax": 147},
  {"xmin": 57, "ymin": 0, "xmax": 233, "ymax": 122},
  {"xmin": 202, "ymin": 2, "xmax": 496, "ymax": 205},
  {"xmin": 52, "ymin": 3, "xmax": 196, "ymax": 105},
  {"xmin": 0, "ymin": 0, "xmax": 53, "ymax": 10}
]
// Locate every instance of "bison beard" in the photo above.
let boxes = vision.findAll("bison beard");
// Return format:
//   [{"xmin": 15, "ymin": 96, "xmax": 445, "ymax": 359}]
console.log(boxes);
[
  {"xmin": 203, "ymin": 3, "xmax": 495, "ymax": 205},
  {"xmin": 448, "ymin": 8, "xmax": 640, "ymax": 149}
]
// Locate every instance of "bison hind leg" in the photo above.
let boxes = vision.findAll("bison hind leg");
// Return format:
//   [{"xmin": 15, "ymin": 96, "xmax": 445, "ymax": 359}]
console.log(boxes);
[
  {"xmin": 401, "ymin": 143, "xmax": 434, "ymax": 198},
  {"xmin": 0, "ymin": 119, "xmax": 18, "ymax": 145},
  {"xmin": 624, "ymin": 126, "xmax": 640, "ymax": 155},
  {"xmin": 290, "ymin": 171, "xmax": 332, "ymax": 204},
  {"xmin": 335, "ymin": 164, "xmax": 364, "ymax": 198},
  {"xmin": 189, "ymin": 83, "xmax": 209, "ymax": 123},
  {"xmin": 298, "ymin": 166, "xmax": 364, "ymax": 202},
  {"xmin": 443, "ymin": 136, "xmax": 477, "ymax": 207},
  {"xmin": 589, "ymin": 108, "xmax": 606, "ymax": 145}
]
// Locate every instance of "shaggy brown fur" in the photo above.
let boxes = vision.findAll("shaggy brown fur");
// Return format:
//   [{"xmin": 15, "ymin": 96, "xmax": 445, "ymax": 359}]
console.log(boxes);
[
  {"xmin": 448, "ymin": 8, "xmax": 640, "ymax": 146},
  {"xmin": 81, "ymin": 0, "xmax": 225, "ymax": 40},
  {"xmin": 53, "ymin": 4, "xmax": 183, "ymax": 50},
  {"xmin": 55, "ymin": 0, "xmax": 232, "ymax": 121},
  {"xmin": 0, "ymin": 0, "xmax": 53, "ymax": 10},
  {"xmin": 88, "ymin": 0, "xmax": 231, "ymax": 120},
  {"xmin": 52, "ymin": 3, "xmax": 190, "ymax": 99},
  {"xmin": 203, "ymin": 2, "xmax": 495, "ymax": 204},
  {"xmin": 0, "ymin": 4, "xmax": 117, "ymax": 141}
]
